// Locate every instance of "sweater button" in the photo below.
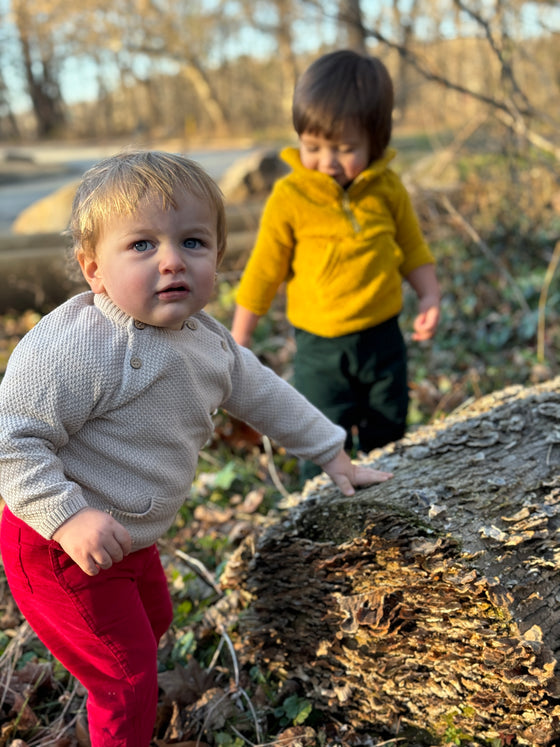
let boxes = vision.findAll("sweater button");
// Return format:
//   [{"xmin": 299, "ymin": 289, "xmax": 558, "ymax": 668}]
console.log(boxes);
[
  {"xmin": 221, "ymin": 340, "xmax": 227, "ymax": 350},
  {"xmin": 134, "ymin": 320, "xmax": 146, "ymax": 329},
  {"xmin": 130, "ymin": 357, "xmax": 142, "ymax": 369},
  {"xmin": 186, "ymin": 319, "xmax": 198, "ymax": 330}
]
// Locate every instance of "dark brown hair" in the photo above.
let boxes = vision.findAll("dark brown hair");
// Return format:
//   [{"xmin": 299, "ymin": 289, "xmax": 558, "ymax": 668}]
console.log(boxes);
[{"xmin": 292, "ymin": 49, "xmax": 394, "ymax": 161}]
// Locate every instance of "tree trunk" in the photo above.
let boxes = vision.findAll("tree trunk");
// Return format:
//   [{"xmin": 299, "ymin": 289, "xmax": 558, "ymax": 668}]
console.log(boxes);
[
  {"xmin": 13, "ymin": 1, "xmax": 66, "ymax": 138},
  {"xmin": 337, "ymin": 0, "xmax": 367, "ymax": 54},
  {"xmin": 222, "ymin": 377, "xmax": 560, "ymax": 745},
  {"xmin": 181, "ymin": 59, "xmax": 229, "ymax": 136}
]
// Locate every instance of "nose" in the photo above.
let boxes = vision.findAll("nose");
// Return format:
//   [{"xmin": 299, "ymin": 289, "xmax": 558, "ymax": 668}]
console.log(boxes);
[
  {"xmin": 318, "ymin": 148, "xmax": 338, "ymax": 174},
  {"xmin": 159, "ymin": 243, "xmax": 186, "ymax": 273}
]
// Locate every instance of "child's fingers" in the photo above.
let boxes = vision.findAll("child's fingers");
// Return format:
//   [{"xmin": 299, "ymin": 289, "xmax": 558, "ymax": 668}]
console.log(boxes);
[
  {"xmin": 328, "ymin": 473, "xmax": 355, "ymax": 496},
  {"xmin": 114, "ymin": 524, "xmax": 132, "ymax": 556},
  {"xmin": 330, "ymin": 467, "xmax": 392, "ymax": 495},
  {"xmin": 353, "ymin": 466, "xmax": 393, "ymax": 485}
]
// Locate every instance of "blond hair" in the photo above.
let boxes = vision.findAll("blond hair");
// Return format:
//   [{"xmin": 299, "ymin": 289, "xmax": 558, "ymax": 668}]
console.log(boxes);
[{"xmin": 68, "ymin": 150, "xmax": 227, "ymax": 265}]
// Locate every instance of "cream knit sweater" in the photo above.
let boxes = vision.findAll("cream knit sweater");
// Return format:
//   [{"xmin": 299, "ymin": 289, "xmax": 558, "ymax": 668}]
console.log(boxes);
[{"xmin": 0, "ymin": 292, "xmax": 345, "ymax": 549}]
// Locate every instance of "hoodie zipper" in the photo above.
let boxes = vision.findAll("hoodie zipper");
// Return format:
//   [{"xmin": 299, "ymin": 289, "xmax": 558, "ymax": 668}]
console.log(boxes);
[{"xmin": 342, "ymin": 191, "xmax": 361, "ymax": 233}]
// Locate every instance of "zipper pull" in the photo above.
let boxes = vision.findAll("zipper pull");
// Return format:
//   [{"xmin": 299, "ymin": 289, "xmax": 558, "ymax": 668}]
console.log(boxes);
[{"xmin": 342, "ymin": 192, "xmax": 360, "ymax": 232}]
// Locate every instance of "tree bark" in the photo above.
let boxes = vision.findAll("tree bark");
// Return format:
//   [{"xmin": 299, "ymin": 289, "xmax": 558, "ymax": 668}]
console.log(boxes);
[{"xmin": 222, "ymin": 377, "xmax": 560, "ymax": 744}]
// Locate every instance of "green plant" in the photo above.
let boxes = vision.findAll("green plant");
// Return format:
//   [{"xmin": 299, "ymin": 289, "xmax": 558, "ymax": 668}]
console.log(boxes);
[
  {"xmin": 441, "ymin": 710, "xmax": 475, "ymax": 745},
  {"xmin": 273, "ymin": 693, "xmax": 313, "ymax": 727}
]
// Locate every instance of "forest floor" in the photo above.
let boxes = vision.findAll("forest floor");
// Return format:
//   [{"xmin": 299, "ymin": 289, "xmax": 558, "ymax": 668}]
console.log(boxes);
[{"xmin": 0, "ymin": 130, "xmax": 559, "ymax": 746}]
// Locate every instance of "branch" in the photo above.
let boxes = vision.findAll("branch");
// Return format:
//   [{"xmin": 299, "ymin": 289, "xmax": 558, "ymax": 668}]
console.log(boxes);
[
  {"xmin": 537, "ymin": 240, "xmax": 560, "ymax": 363},
  {"xmin": 494, "ymin": 108, "xmax": 560, "ymax": 161},
  {"xmin": 453, "ymin": 0, "xmax": 532, "ymax": 114},
  {"xmin": 437, "ymin": 194, "xmax": 530, "ymax": 314},
  {"xmin": 174, "ymin": 549, "xmax": 224, "ymax": 597},
  {"xmin": 302, "ymin": 0, "xmax": 559, "ymax": 160}
]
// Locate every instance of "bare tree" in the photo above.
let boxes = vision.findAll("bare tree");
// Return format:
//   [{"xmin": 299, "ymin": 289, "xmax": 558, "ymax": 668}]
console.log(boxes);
[
  {"xmin": 111, "ymin": 0, "xmax": 231, "ymax": 135},
  {"xmin": 237, "ymin": 0, "xmax": 300, "ymax": 120},
  {"xmin": 390, "ymin": 0, "xmax": 421, "ymax": 120},
  {"xmin": 11, "ymin": 0, "xmax": 66, "ymax": 137},
  {"xmin": 337, "ymin": 0, "xmax": 367, "ymax": 53}
]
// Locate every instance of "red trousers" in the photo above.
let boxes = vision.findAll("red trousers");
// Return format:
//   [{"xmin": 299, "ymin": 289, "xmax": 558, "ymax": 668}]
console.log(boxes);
[{"xmin": 0, "ymin": 507, "xmax": 174, "ymax": 746}]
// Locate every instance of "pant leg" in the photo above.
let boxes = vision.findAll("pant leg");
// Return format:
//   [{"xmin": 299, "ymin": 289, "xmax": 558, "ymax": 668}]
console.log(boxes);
[
  {"xmin": 0, "ymin": 507, "xmax": 173, "ymax": 747},
  {"xmin": 354, "ymin": 318, "xmax": 409, "ymax": 452},
  {"xmin": 293, "ymin": 328, "xmax": 356, "ymax": 450},
  {"xmin": 294, "ymin": 320, "xmax": 409, "ymax": 459},
  {"xmin": 293, "ymin": 329, "xmax": 356, "ymax": 483}
]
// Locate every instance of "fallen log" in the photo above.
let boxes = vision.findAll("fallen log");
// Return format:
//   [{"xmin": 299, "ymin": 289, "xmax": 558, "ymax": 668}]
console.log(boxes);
[
  {"xmin": 221, "ymin": 377, "xmax": 560, "ymax": 745},
  {"xmin": 0, "ymin": 202, "xmax": 262, "ymax": 313}
]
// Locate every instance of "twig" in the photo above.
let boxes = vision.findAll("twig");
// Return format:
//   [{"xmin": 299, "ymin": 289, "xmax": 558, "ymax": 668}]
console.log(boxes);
[
  {"xmin": 174, "ymin": 549, "xmax": 223, "ymax": 596},
  {"xmin": 438, "ymin": 194, "xmax": 529, "ymax": 313},
  {"xmin": 230, "ymin": 687, "xmax": 262, "ymax": 744},
  {"xmin": 0, "ymin": 621, "xmax": 36, "ymax": 710},
  {"xmin": 206, "ymin": 635, "xmax": 225, "ymax": 673},
  {"xmin": 262, "ymin": 435, "xmax": 290, "ymax": 498},
  {"xmin": 207, "ymin": 628, "xmax": 263, "ymax": 744},
  {"xmin": 196, "ymin": 688, "xmax": 233, "ymax": 747},
  {"xmin": 453, "ymin": 0, "xmax": 531, "ymax": 112},
  {"xmin": 28, "ymin": 685, "xmax": 87, "ymax": 747},
  {"xmin": 197, "ymin": 449, "xmax": 223, "ymax": 468},
  {"xmin": 537, "ymin": 240, "xmax": 560, "ymax": 363},
  {"xmin": 217, "ymin": 627, "xmax": 240, "ymax": 686}
]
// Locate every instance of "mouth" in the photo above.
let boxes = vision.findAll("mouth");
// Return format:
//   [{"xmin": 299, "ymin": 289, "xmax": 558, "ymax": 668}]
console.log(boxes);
[{"xmin": 157, "ymin": 284, "xmax": 190, "ymax": 299}]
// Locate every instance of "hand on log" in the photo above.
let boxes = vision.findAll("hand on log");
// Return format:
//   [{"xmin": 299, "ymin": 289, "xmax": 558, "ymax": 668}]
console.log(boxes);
[{"xmin": 321, "ymin": 450, "xmax": 392, "ymax": 496}]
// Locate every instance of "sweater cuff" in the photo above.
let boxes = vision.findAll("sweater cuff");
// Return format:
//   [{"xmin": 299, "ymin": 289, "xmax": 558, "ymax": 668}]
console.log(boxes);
[{"xmin": 37, "ymin": 495, "xmax": 90, "ymax": 540}]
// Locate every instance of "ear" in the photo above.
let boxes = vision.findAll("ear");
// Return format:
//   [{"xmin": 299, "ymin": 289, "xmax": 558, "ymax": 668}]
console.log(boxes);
[{"xmin": 78, "ymin": 253, "xmax": 106, "ymax": 294}]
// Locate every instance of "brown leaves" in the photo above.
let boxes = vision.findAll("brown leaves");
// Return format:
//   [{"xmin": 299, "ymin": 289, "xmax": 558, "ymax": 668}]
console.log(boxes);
[{"xmin": 0, "ymin": 650, "xmax": 79, "ymax": 747}]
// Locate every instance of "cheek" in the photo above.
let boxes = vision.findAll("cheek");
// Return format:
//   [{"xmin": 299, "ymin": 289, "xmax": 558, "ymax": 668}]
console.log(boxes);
[
  {"xmin": 299, "ymin": 150, "xmax": 316, "ymax": 170},
  {"xmin": 347, "ymin": 155, "xmax": 368, "ymax": 178},
  {"xmin": 192, "ymin": 259, "xmax": 217, "ymax": 295},
  {"xmin": 105, "ymin": 262, "xmax": 146, "ymax": 298}
]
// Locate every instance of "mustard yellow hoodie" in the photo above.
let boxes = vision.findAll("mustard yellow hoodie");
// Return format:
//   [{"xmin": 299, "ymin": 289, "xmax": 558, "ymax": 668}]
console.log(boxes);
[{"xmin": 236, "ymin": 146, "xmax": 435, "ymax": 338}]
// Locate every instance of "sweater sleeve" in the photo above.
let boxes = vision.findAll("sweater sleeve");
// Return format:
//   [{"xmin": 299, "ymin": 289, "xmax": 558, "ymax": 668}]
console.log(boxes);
[
  {"xmin": 390, "ymin": 177, "xmax": 435, "ymax": 278},
  {"xmin": 235, "ymin": 182, "xmax": 295, "ymax": 315},
  {"xmin": 220, "ymin": 335, "xmax": 345, "ymax": 465},
  {"xmin": 0, "ymin": 312, "xmax": 117, "ymax": 538}
]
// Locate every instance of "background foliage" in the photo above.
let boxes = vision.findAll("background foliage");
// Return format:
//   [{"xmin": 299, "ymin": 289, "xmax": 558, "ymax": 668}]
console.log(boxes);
[{"xmin": 0, "ymin": 0, "xmax": 559, "ymax": 744}]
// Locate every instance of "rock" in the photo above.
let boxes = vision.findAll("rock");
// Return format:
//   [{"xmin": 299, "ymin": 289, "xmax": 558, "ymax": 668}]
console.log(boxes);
[{"xmin": 218, "ymin": 148, "xmax": 289, "ymax": 203}]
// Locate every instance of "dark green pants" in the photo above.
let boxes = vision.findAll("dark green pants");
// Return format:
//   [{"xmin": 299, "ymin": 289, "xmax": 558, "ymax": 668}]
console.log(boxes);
[{"xmin": 294, "ymin": 317, "xmax": 408, "ymax": 481}]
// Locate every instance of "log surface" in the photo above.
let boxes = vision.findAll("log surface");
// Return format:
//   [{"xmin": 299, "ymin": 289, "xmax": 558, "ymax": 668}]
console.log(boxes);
[
  {"xmin": 222, "ymin": 378, "xmax": 560, "ymax": 745},
  {"xmin": 0, "ymin": 202, "xmax": 262, "ymax": 312}
]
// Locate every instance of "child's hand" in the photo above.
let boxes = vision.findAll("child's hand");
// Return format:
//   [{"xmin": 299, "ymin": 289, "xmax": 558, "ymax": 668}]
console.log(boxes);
[
  {"xmin": 411, "ymin": 300, "xmax": 440, "ymax": 341},
  {"xmin": 52, "ymin": 508, "xmax": 132, "ymax": 576},
  {"xmin": 406, "ymin": 264, "xmax": 440, "ymax": 341},
  {"xmin": 321, "ymin": 450, "xmax": 392, "ymax": 497},
  {"xmin": 231, "ymin": 305, "xmax": 261, "ymax": 347}
]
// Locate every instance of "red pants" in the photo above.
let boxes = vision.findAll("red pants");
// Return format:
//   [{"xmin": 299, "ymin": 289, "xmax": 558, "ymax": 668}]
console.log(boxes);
[{"xmin": 0, "ymin": 507, "xmax": 173, "ymax": 746}]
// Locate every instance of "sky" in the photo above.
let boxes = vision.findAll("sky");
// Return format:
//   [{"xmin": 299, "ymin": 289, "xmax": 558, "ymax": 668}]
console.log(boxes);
[{"xmin": 2, "ymin": 0, "xmax": 560, "ymax": 115}]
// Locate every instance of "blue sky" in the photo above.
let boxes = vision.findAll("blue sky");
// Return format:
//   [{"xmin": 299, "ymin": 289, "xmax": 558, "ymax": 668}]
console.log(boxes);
[{"xmin": 2, "ymin": 0, "xmax": 559, "ymax": 114}]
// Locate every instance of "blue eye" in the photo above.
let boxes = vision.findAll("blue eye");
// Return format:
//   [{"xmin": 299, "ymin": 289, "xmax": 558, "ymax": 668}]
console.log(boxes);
[
  {"xmin": 133, "ymin": 240, "xmax": 153, "ymax": 253},
  {"xmin": 183, "ymin": 238, "xmax": 202, "ymax": 249}
]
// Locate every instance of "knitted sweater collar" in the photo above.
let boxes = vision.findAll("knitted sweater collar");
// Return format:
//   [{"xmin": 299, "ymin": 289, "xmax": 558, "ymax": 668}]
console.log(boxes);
[{"xmin": 94, "ymin": 292, "xmax": 135, "ymax": 328}]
